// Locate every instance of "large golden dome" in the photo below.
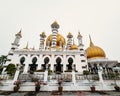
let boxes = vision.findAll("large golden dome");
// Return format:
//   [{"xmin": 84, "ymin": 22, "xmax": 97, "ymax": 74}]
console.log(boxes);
[
  {"xmin": 46, "ymin": 34, "xmax": 66, "ymax": 48},
  {"xmin": 86, "ymin": 35, "xmax": 106, "ymax": 59}
]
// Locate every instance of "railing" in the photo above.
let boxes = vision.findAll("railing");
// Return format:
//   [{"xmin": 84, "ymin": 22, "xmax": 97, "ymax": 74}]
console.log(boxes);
[{"xmin": 18, "ymin": 72, "xmax": 44, "ymax": 82}]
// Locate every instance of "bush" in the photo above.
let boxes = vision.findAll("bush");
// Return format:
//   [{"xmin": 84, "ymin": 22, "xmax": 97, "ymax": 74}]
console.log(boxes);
[
  {"xmin": 48, "ymin": 70, "xmax": 53, "ymax": 75},
  {"xmin": 83, "ymin": 70, "xmax": 89, "ymax": 75},
  {"xmin": 5, "ymin": 63, "xmax": 16, "ymax": 76}
]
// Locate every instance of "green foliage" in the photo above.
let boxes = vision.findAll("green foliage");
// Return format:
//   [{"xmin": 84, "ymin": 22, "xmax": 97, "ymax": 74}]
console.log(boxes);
[
  {"xmin": 83, "ymin": 70, "xmax": 89, "ymax": 75},
  {"xmin": 48, "ymin": 69, "xmax": 53, "ymax": 75},
  {"xmin": 5, "ymin": 63, "xmax": 16, "ymax": 76},
  {"xmin": 0, "ymin": 55, "xmax": 7, "ymax": 65},
  {"xmin": 108, "ymin": 73, "xmax": 115, "ymax": 79},
  {"xmin": 0, "ymin": 66, "xmax": 3, "ymax": 74}
]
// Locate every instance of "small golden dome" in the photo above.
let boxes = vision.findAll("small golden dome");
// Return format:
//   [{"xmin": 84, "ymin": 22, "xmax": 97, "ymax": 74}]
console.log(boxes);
[
  {"xmin": 51, "ymin": 21, "xmax": 59, "ymax": 29},
  {"xmin": 86, "ymin": 35, "xmax": 106, "ymax": 59},
  {"xmin": 40, "ymin": 32, "xmax": 46, "ymax": 38},
  {"xmin": 46, "ymin": 33, "xmax": 66, "ymax": 48},
  {"xmin": 77, "ymin": 32, "xmax": 82, "ymax": 38},
  {"xmin": 42, "ymin": 32, "xmax": 45, "ymax": 35},
  {"xmin": 67, "ymin": 32, "xmax": 73, "ymax": 38},
  {"xmin": 70, "ymin": 39, "xmax": 78, "ymax": 50},
  {"xmin": 16, "ymin": 30, "xmax": 22, "ymax": 37},
  {"xmin": 68, "ymin": 32, "xmax": 71, "ymax": 35},
  {"xmin": 70, "ymin": 43, "xmax": 78, "ymax": 50}
]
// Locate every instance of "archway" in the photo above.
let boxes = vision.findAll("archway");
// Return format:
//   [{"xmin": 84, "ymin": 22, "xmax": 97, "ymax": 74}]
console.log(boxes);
[{"xmin": 55, "ymin": 57, "xmax": 63, "ymax": 74}]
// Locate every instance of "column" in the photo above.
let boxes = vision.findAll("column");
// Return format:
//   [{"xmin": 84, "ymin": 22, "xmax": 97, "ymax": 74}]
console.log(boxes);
[
  {"xmin": 51, "ymin": 21, "xmax": 59, "ymax": 50},
  {"xmin": 44, "ymin": 64, "xmax": 48, "ymax": 82},
  {"xmin": 72, "ymin": 65, "xmax": 76, "ymax": 85},
  {"xmin": 23, "ymin": 56, "xmax": 30, "ymax": 74}
]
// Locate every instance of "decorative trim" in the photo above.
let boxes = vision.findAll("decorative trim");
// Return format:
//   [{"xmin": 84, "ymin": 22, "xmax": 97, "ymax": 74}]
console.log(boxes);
[
  {"xmin": 66, "ymin": 55, "xmax": 75, "ymax": 58},
  {"xmin": 19, "ymin": 54, "xmax": 28, "ymax": 57},
  {"xmin": 43, "ymin": 54, "xmax": 51, "ymax": 57}
]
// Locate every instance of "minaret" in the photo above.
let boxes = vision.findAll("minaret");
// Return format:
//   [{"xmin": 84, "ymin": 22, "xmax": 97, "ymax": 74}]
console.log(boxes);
[
  {"xmin": 77, "ymin": 31, "xmax": 83, "ymax": 47},
  {"xmin": 66, "ymin": 32, "xmax": 73, "ymax": 50},
  {"xmin": 11, "ymin": 30, "xmax": 22, "ymax": 50},
  {"xmin": 8, "ymin": 30, "xmax": 22, "ymax": 61},
  {"xmin": 51, "ymin": 21, "xmax": 59, "ymax": 50},
  {"xmin": 39, "ymin": 32, "xmax": 46, "ymax": 50}
]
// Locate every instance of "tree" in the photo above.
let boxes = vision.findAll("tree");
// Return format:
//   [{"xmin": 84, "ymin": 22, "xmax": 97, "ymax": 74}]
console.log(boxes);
[
  {"xmin": 83, "ymin": 70, "xmax": 89, "ymax": 80},
  {"xmin": 0, "ymin": 55, "xmax": 7, "ymax": 74},
  {"xmin": 5, "ymin": 63, "xmax": 16, "ymax": 76},
  {"xmin": 0, "ymin": 55, "xmax": 7, "ymax": 66}
]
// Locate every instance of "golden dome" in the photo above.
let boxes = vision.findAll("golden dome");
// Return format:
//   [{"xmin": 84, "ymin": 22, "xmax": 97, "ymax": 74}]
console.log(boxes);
[
  {"xmin": 46, "ymin": 33, "xmax": 66, "ymax": 48},
  {"xmin": 67, "ymin": 32, "xmax": 73, "ymax": 38},
  {"xmin": 70, "ymin": 43, "xmax": 78, "ymax": 50},
  {"xmin": 40, "ymin": 32, "xmax": 46, "ymax": 38},
  {"xmin": 51, "ymin": 21, "xmax": 59, "ymax": 29},
  {"xmin": 86, "ymin": 35, "xmax": 106, "ymax": 59},
  {"xmin": 42, "ymin": 32, "xmax": 45, "ymax": 35}
]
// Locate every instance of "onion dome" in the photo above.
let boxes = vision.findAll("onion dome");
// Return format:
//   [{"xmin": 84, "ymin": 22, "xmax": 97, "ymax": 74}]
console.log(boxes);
[
  {"xmin": 16, "ymin": 30, "xmax": 22, "ymax": 37},
  {"xmin": 67, "ymin": 32, "xmax": 73, "ymax": 38},
  {"xmin": 70, "ymin": 40, "xmax": 78, "ymax": 50},
  {"xmin": 86, "ymin": 35, "xmax": 106, "ymax": 59},
  {"xmin": 40, "ymin": 32, "xmax": 46, "ymax": 38},
  {"xmin": 46, "ymin": 33, "xmax": 66, "ymax": 48},
  {"xmin": 51, "ymin": 21, "xmax": 59, "ymax": 29}
]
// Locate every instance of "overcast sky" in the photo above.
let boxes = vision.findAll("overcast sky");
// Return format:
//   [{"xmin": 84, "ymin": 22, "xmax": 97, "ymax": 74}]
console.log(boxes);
[{"xmin": 0, "ymin": 0, "xmax": 120, "ymax": 62}]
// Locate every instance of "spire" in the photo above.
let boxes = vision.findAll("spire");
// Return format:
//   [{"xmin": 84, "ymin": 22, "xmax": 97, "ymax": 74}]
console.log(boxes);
[
  {"xmin": 16, "ymin": 29, "xmax": 22, "ymax": 37},
  {"xmin": 89, "ymin": 35, "xmax": 94, "ymax": 47},
  {"xmin": 23, "ymin": 42, "xmax": 29, "ymax": 50}
]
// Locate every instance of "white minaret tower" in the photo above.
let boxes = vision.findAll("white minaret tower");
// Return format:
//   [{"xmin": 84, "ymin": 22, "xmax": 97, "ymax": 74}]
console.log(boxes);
[
  {"xmin": 39, "ymin": 32, "xmax": 46, "ymax": 50},
  {"xmin": 77, "ymin": 31, "xmax": 83, "ymax": 47},
  {"xmin": 7, "ymin": 30, "xmax": 22, "ymax": 66},
  {"xmin": 11, "ymin": 30, "xmax": 22, "ymax": 50},
  {"xmin": 66, "ymin": 32, "xmax": 73, "ymax": 50},
  {"xmin": 51, "ymin": 21, "xmax": 59, "ymax": 51}
]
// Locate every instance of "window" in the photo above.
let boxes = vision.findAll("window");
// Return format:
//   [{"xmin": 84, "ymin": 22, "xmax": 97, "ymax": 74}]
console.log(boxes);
[
  {"xmin": 81, "ymin": 60, "xmax": 86, "ymax": 62},
  {"xmin": 80, "ymin": 54, "xmax": 84, "ymax": 56},
  {"xmin": 80, "ymin": 49, "xmax": 84, "ymax": 51}
]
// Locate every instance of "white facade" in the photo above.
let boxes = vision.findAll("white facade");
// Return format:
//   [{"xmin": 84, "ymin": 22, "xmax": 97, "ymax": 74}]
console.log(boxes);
[{"xmin": 0, "ymin": 21, "xmax": 119, "ymax": 92}]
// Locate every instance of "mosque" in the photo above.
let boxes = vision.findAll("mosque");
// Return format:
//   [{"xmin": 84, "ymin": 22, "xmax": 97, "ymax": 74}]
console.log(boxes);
[{"xmin": 0, "ymin": 21, "xmax": 119, "ymax": 91}]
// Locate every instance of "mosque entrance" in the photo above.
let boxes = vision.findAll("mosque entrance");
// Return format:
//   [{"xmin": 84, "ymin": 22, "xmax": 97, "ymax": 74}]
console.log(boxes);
[
  {"xmin": 55, "ymin": 57, "xmax": 63, "ymax": 74},
  {"xmin": 20, "ymin": 57, "xmax": 25, "ymax": 73},
  {"xmin": 67, "ymin": 57, "xmax": 73, "ymax": 71},
  {"xmin": 42, "ymin": 57, "xmax": 50, "ymax": 70}
]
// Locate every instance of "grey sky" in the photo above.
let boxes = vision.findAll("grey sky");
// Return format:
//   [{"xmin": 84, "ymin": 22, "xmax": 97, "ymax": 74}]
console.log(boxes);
[{"xmin": 0, "ymin": 0, "xmax": 120, "ymax": 62}]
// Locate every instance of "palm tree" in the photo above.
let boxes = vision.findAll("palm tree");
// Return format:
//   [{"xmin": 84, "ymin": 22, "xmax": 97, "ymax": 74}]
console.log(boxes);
[
  {"xmin": 0, "ymin": 55, "xmax": 7, "ymax": 74},
  {"xmin": 0, "ymin": 55, "xmax": 7, "ymax": 66}
]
